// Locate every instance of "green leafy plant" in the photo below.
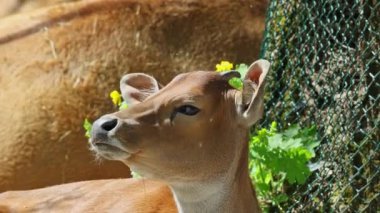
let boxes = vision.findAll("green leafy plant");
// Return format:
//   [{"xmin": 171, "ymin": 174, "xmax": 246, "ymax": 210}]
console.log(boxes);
[
  {"xmin": 249, "ymin": 122, "xmax": 320, "ymax": 212},
  {"xmin": 235, "ymin": 63, "xmax": 249, "ymax": 77},
  {"xmin": 227, "ymin": 63, "xmax": 249, "ymax": 90},
  {"xmin": 83, "ymin": 118, "xmax": 93, "ymax": 139}
]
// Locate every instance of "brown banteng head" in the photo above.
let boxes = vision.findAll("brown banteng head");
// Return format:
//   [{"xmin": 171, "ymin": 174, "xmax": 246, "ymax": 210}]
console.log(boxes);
[{"xmin": 90, "ymin": 60, "xmax": 270, "ymax": 184}]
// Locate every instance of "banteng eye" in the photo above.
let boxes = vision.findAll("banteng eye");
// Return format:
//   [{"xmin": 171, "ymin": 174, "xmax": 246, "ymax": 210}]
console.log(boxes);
[{"xmin": 176, "ymin": 105, "xmax": 200, "ymax": 116}]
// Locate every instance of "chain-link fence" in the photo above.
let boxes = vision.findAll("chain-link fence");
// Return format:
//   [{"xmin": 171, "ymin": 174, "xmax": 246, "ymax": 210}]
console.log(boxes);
[{"xmin": 259, "ymin": 0, "xmax": 379, "ymax": 212}]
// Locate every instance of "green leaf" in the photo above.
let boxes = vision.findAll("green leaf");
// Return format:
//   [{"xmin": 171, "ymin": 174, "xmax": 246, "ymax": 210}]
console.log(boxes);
[
  {"xmin": 273, "ymin": 194, "xmax": 289, "ymax": 203},
  {"xmin": 280, "ymin": 148, "xmax": 312, "ymax": 184},
  {"xmin": 228, "ymin": 77, "xmax": 243, "ymax": 90},
  {"xmin": 270, "ymin": 121, "xmax": 278, "ymax": 134},
  {"xmin": 83, "ymin": 118, "xmax": 92, "ymax": 139},
  {"xmin": 249, "ymin": 122, "xmax": 321, "ymax": 209},
  {"xmin": 256, "ymin": 182, "xmax": 270, "ymax": 196},
  {"xmin": 278, "ymin": 138, "xmax": 303, "ymax": 150},
  {"xmin": 298, "ymin": 126, "xmax": 320, "ymax": 157},
  {"xmin": 264, "ymin": 172, "xmax": 272, "ymax": 184},
  {"xmin": 235, "ymin": 63, "xmax": 249, "ymax": 78},
  {"xmin": 131, "ymin": 171, "xmax": 142, "ymax": 179},
  {"xmin": 119, "ymin": 102, "xmax": 128, "ymax": 110},
  {"xmin": 283, "ymin": 124, "xmax": 300, "ymax": 138},
  {"xmin": 267, "ymin": 133, "xmax": 283, "ymax": 149}
]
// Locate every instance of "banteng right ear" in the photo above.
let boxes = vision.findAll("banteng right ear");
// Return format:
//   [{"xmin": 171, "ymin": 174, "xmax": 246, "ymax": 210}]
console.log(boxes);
[
  {"xmin": 237, "ymin": 59, "xmax": 270, "ymax": 126},
  {"xmin": 120, "ymin": 73, "xmax": 160, "ymax": 105}
]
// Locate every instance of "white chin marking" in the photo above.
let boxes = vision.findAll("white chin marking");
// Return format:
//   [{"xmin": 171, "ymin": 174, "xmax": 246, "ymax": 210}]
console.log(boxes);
[{"xmin": 90, "ymin": 144, "xmax": 131, "ymax": 161}]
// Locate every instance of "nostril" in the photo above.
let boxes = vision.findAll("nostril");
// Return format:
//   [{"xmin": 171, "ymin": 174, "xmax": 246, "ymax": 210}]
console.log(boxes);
[{"xmin": 100, "ymin": 119, "xmax": 118, "ymax": 132}]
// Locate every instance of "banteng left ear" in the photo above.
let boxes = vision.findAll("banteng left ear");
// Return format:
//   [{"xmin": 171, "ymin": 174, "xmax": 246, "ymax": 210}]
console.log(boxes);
[
  {"xmin": 120, "ymin": 73, "xmax": 160, "ymax": 105},
  {"xmin": 237, "ymin": 59, "xmax": 270, "ymax": 126}
]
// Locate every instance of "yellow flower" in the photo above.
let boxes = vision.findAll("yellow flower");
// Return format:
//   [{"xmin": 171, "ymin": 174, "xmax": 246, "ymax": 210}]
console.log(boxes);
[
  {"xmin": 110, "ymin": 90, "xmax": 122, "ymax": 106},
  {"xmin": 216, "ymin": 61, "xmax": 234, "ymax": 72}
]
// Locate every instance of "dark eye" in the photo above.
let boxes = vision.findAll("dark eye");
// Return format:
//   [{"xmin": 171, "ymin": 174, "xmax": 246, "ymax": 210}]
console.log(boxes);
[{"xmin": 176, "ymin": 105, "xmax": 200, "ymax": 116}]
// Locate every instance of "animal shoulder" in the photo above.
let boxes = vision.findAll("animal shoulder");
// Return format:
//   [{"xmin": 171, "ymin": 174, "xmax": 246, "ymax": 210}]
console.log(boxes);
[{"xmin": 0, "ymin": 179, "xmax": 177, "ymax": 213}]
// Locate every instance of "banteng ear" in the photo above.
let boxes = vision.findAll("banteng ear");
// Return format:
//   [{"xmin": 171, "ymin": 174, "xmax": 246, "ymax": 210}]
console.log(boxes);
[
  {"xmin": 238, "ymin": 59, "xmax": 270, "ymax": 126},
  {"xmin": 120, "ymin": 73, "xmax": 160, "ymax": 105}
]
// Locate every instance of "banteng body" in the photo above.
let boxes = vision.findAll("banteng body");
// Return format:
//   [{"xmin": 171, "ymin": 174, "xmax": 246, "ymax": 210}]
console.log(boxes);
[{"xmin": 0, "ymin": 60, "xmax": 269, "ymax": 212}]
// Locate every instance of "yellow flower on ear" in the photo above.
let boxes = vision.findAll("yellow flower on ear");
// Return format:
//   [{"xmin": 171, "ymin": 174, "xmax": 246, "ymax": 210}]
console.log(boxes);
[
  {"xmin": 110, "ymin": 90, "xmax": 122, "ymax": 106},
  {"xmin": 216, "ymin": 61, "xmax": 234, "ymax": 72}
]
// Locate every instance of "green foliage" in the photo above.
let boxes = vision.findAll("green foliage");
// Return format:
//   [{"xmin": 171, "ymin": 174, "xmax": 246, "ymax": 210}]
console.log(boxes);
[
  {"xmin": 235, "ymin": 63, "xmax": 249, "ymax": 77},
  {"xmin": 228, "ymin": 77, "xmax": 243, "ymax": 90},
  {"xmin": 249, "ymin": 122, "xmax": 320, "ymax": 211},
  {"xmin": 227, "ymin": 63, "xmax": 249, "ymax": 90},
  {"xmin": 119, "ymin": 101, "xmax": 128, "ymax": 110},
  {"xmin": 131, "ymin": 171, "xmax": 142, "ymax": 179},
  {"xmin": 83, "ymin": 118, "xmax": 93, "ymax": 139}
]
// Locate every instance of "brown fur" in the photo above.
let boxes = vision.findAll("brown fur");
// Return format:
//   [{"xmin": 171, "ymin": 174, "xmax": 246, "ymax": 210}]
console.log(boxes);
[
  {"xmin": 0, "ymin": 179, "xmax": 177, "ymax": 212},
  {"xmin": 0, "ymin": 0, "xmax": 267, "ymax": 192},
  {"xmin": 0, "ymin": 0, "xmax": 78, "ymax": 18}
]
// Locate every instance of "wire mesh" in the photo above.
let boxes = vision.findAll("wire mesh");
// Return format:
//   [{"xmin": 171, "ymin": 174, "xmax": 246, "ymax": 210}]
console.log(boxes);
[{"xmin": 259, "ymin": 0, "xmax": 379, "ymax": 212}]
